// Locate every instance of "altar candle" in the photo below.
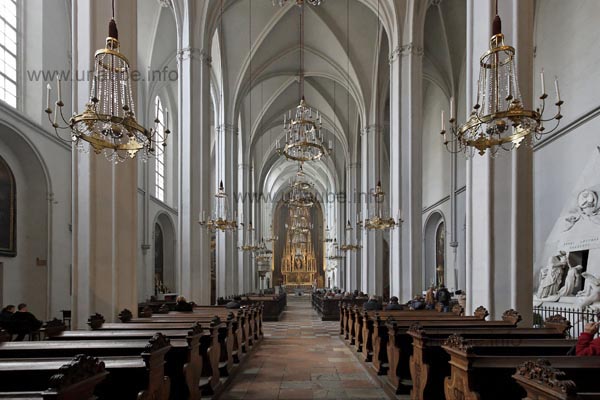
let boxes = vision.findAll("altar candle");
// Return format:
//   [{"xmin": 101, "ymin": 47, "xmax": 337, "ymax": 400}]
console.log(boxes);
[
  {"xmin": 46, "ymin": 83, "xmax": 51, "ymax": 110},
  {"xmin": 53, "ymin": 103, "xmax": 58, "ymax": 125},
  {"xmin": 555, "ymin": 77, "xmax": 561, "ymax": 102},
  {"xmin": 450, "ymin": 97, "xmax": 454, "ymax": 120},
  {"xmin": 56, "ymin": 78, "xmax": 62, "ymax": 103},
  {"xmin": 441, "ymin": 110, "xmax": 445, "ymax": 131},
  {"xmin": 540, "ymin": 69, "xmax": 546, "ymax": 95},
  {"xmin": 165, "ymin": 107, "xmax": 169, "ymax": 129}
]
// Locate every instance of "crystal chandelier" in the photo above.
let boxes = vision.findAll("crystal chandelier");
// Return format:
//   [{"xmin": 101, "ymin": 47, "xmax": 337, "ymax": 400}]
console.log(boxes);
[
  {"xmin": 273, "ymin": 0, "xmax": 323, "ymax": 7},
  {"xmin": 286, "ymin": 208, "xmax": 313, "ymax": 234},
  {"xmin": 238, "ymin": 222, "xmax": 260, "ymax": 252},
  {"xmin": 323, "ymin": 225, "xmax": 334, "ymax": 243},
  {"xmin": 199, "ymin": 181, "xmax": 237, "ymax": 232},
  {"xmin": 255, "ymin": 239, "xmax": 273, "ymax": 263},
  {"xmin": 287, "ymin": 181, "xmax": 315, "ymax": 209},
  {"xmin": 276, "ymin": 2, "xmax": 331, "ymax": 162},
  {"xmin": 263, "ymin": 225, "xmax": 279, "ymax": 245},
  {"xmin": 441, "ymin": 4, "xmax": 563, "ymax": 156},
  {"xmin": 45, "ymin": 2, "xmax": 168, "ymax": 163},
  {"xmin": 339, "ymin": 220, "xmax": 361, "ymax": 252},
  {"xmin": 363, "ymin": 181, "xmax": 400, "ymax": 231}
]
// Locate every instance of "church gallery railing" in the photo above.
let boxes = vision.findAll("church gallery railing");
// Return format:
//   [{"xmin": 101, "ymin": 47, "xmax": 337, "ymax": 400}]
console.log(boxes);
[{"xmin": 533, "ymin": 305, "xmax": 597, "ymax": 338}]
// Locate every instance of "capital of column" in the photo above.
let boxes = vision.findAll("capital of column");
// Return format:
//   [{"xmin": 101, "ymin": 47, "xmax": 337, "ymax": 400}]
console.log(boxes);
[
  {"xmin": 177, "ymin": 47, "xmax": 211, "ymax": 65},
  {"xmin": 238, "ymin": 163, "xmax": 251, "ymax": 170},
  {"xmin": 159, "ymin": 0, "xmax": 172, "ymax": 8},
  {"xmin": 360, "ymin": 125, "xmax": 381, "ymax": 137},
  {"xmin": 348, "ymin": 163, "xmax": 360, "ymax": 170},
  {"xmin": 389, "ymin": 43, "xmax": 424, "ymax": 64},
  {"xmin": 217, "ymin": 124, "xmax": 239, "ymax": 135}
]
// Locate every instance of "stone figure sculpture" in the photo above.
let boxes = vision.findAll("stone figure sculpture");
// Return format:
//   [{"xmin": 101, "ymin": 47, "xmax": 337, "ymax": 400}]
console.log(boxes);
[
  {"xmin": 558, "ymin": 260, "xmax": 584, "ymax": 297},
  {"xmin": 564, "ymin": 189, "xmax": 600, "ymax": 232},
  {"xmin": 576, "ymin": 272, "xmax": 600, "ymax": 308},
  {"xmin": 536, "ymin": 251, "xmax": 568, "ymax": 299}
]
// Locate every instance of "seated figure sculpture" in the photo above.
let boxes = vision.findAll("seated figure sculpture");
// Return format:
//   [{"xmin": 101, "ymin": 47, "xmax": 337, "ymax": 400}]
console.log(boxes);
[{"xmin": 536, "ymin": 251, "xmax": 568, "ymax": 299}]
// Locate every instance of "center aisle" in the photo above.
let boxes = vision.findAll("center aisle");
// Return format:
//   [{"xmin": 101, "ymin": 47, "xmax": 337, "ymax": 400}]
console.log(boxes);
[{"xmin": 217, "ymin": 295, "xmax": 392, "ymax": 400}]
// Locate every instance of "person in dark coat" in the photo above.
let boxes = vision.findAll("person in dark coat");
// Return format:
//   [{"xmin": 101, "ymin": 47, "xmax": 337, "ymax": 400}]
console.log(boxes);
[
  {"xmin": 385, "ymin": 296, "xmax": 403, "ymax": 311},
  {"xmin": 225, "ymin": 296, "xmax": 242, "ymax": 309},
  {"xmin": 174, "ymin": 296, "xmax": 194, "ymax": 312},
  {"xmin": 436, "ymin": 285, "xmax": 451, "ymax": 312},
  {"xmin": 10, "ymin": 304, "xmax": 42, "ymax": 341},
  {"xmin": 363, "ymin": 296, "xmax": 382, "ymax": 311},
  {"xmin": 0, "ymin": 305, "xmax": 15, "ymax": 330}
]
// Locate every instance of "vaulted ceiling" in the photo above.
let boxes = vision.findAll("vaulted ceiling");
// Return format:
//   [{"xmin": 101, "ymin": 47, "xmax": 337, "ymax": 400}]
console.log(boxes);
[{"xmin": 137, "ymin": 0, "xmax": 467, "ymax": 230}]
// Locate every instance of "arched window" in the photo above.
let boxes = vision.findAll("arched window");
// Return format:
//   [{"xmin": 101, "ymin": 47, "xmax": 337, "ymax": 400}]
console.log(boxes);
[
  {"xmin": 0, "ymin": 0, "xmax": 18, "ymax": 107},
  {"xmin": 154, "ymin": 96, "xmax": 166, "ymax": 201},
  {"xmin": 0, "ymin": 154, "xmax": 16, "ymax": 256}
]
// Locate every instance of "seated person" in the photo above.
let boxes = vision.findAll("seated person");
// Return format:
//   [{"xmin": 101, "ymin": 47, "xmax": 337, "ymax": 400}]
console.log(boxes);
[
  {"xmin": 576, "ymin": 322, "xmax": 600, "ymax": 356},
  {"xmin": 408, "ymin": 295, "xmax": 425, "ymax": 310},
  {"xmin": 363, "ymin": 296, "xmax": 382, "ymax": 311},
  {"xmin": 0, "ymin": 305, "xmax": 15, "ymax": 328},
  {"xmin": 225, "ymin": 296, "xmax": 242, "ymax": 309},
  {"xmin": 10, "ymin": 304, "xmax": 42, "ymax": 341},
  {"xmin": 385, "ymin": 296, "xmax": 403, "ymax": 310},
  {"xmin": 174, "ymin": 296, "xmax": 194, "ymax": 312}
]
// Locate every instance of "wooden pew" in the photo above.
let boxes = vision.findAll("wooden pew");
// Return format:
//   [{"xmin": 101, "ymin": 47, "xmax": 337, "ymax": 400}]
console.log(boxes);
[
  {"xmin": 359, "ymin": 305, "xmax": 482, "ymax": 363},
  {"xmin": 356, "ymin": 305, "xmax": 489, "ymax": 371},
  {"xmin": 88, "ymin": 316, "xmax": 222, "ymax": 396},
  {"xmin": 0, "ymin": 333, "xmax": 171, "ymax": 400},
  {"xmin": 441, "ymin": 334, "xmax": 589, "ymax": 400},
  {"xmin": 50, "ymin": 325, "xmax": 205, "ymax": 400},
  {"xmin": 344, "ymin": 304, "xmax": 467, "ymax": 352},
  {"xmin": 513, "ymin": 359, "xmax": 600, "ymax": 400},
  {"xmin": 384, "ymin": 309, "xmax": 522, "ymax": 395},
  {"xmin": 0, "ymin": 354, "xmax": 107, "ymax": 400},
  {"xmin": 129, "ymin": 306, "xmax": 260, "ymax": 351},
  {"xmin": 112, "ymin": 312, "xmax": 241, "ymax": 373},
  {"xmin": 408, "ymin": 319, "xmax": 571, "ymax": 400}
]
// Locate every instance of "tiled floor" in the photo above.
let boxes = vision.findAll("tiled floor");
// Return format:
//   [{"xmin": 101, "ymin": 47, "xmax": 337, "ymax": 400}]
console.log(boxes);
[{"xmin": 217, "ymin": 295, "xmax": 392, "ymax": 400}]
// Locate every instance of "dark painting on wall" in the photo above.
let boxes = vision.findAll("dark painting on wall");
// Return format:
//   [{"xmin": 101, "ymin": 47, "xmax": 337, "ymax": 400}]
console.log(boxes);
[{"xmin": 0, "ymin": 156, "xmax": 16, "ymax": 257}]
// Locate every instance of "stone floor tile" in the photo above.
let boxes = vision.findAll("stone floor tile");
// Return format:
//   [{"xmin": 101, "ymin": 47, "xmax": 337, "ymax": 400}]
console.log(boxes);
[
  {"xmin": 216, "ymin": 296, "xmax": 392, "ymax": 400},
  {"xmin": 277, "ymin": 388, "xmax": 315, "ymax": 399}
]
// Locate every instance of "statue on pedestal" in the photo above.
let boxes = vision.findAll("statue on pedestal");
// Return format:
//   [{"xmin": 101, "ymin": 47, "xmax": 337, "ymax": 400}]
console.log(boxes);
[
  {"xmin": 536, "ymin": 251, "xmax": 568, "ymax": 299},
  {"xmin": 558, "ymin": 258, "xmax": 584, "ymax": 297},
  {"xmin": 576, "ymin": 272, "xmax": 600, "ymax": 308}
]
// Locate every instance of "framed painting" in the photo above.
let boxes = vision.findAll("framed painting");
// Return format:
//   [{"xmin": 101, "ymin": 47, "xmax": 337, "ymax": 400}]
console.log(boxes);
[{"xmin": 0, "ymin": 156, "xmax": 16, "ymax": 257}]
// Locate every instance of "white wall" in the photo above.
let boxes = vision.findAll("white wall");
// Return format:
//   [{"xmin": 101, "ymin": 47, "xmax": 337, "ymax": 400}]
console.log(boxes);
[
  {"xmin": 533, "ymin": 0, "xmax": 600, "ymax": 275},
  {"xmin": 0, "ymin": 106, "xmax": 71, "ymax": 321}
]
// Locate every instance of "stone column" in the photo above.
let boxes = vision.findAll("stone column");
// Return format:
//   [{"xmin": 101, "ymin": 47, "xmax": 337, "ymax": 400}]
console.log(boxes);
[
  {"xmin": 345, "ymin": 163, "xmax": 360, "ymax": 291},
  {"xmin": 216, "ymin": 124, "xmax": 238, "ymax": 297},
  {"xmin": 177, "ymin": 43, "xmax": 212, "ymax": 303},
  {"xmin": 238, "ymin": 163, "xmax": 251, "ymax": 294},
  {"xmin": 389, "ymin": 37, "xmax": 424, "ymax": 302},
  {"xmin": 72, "ymin": 0, "xmax": 138, "ymax": 328},
  {"xmin": 465, "ymin": 0, "xmax": 534, "ymax": 323},
  {"xmin": 361, "ymin": 126, "xmax": 383, "ymax": 295}
]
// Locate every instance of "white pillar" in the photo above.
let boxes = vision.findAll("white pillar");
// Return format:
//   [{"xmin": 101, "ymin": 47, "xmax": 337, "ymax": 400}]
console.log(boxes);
[
  {"xmin": 177, "ymin": 41, "xmax": 212, "ymax": 304},
  {"xmin": 216, "ymin": 124, "xmax": 238, "ymax": 297},
  {"xmin": 466, "ymin": 0, "xmax": 534, "ymax": 323},
  {"xmin": 346, "ymin": 163, "xmax": 360, "ymax": 291},
  {"xmin": 72, "ymin": 0, "xmax": 138, "ymax": 328},
  {"xmin": 238, "ymin": 163, "xmax": 251, "ymax": 294},
  {"xmin": 361, "ymin": 126, "xmax": 383, "ymax": 295}
]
